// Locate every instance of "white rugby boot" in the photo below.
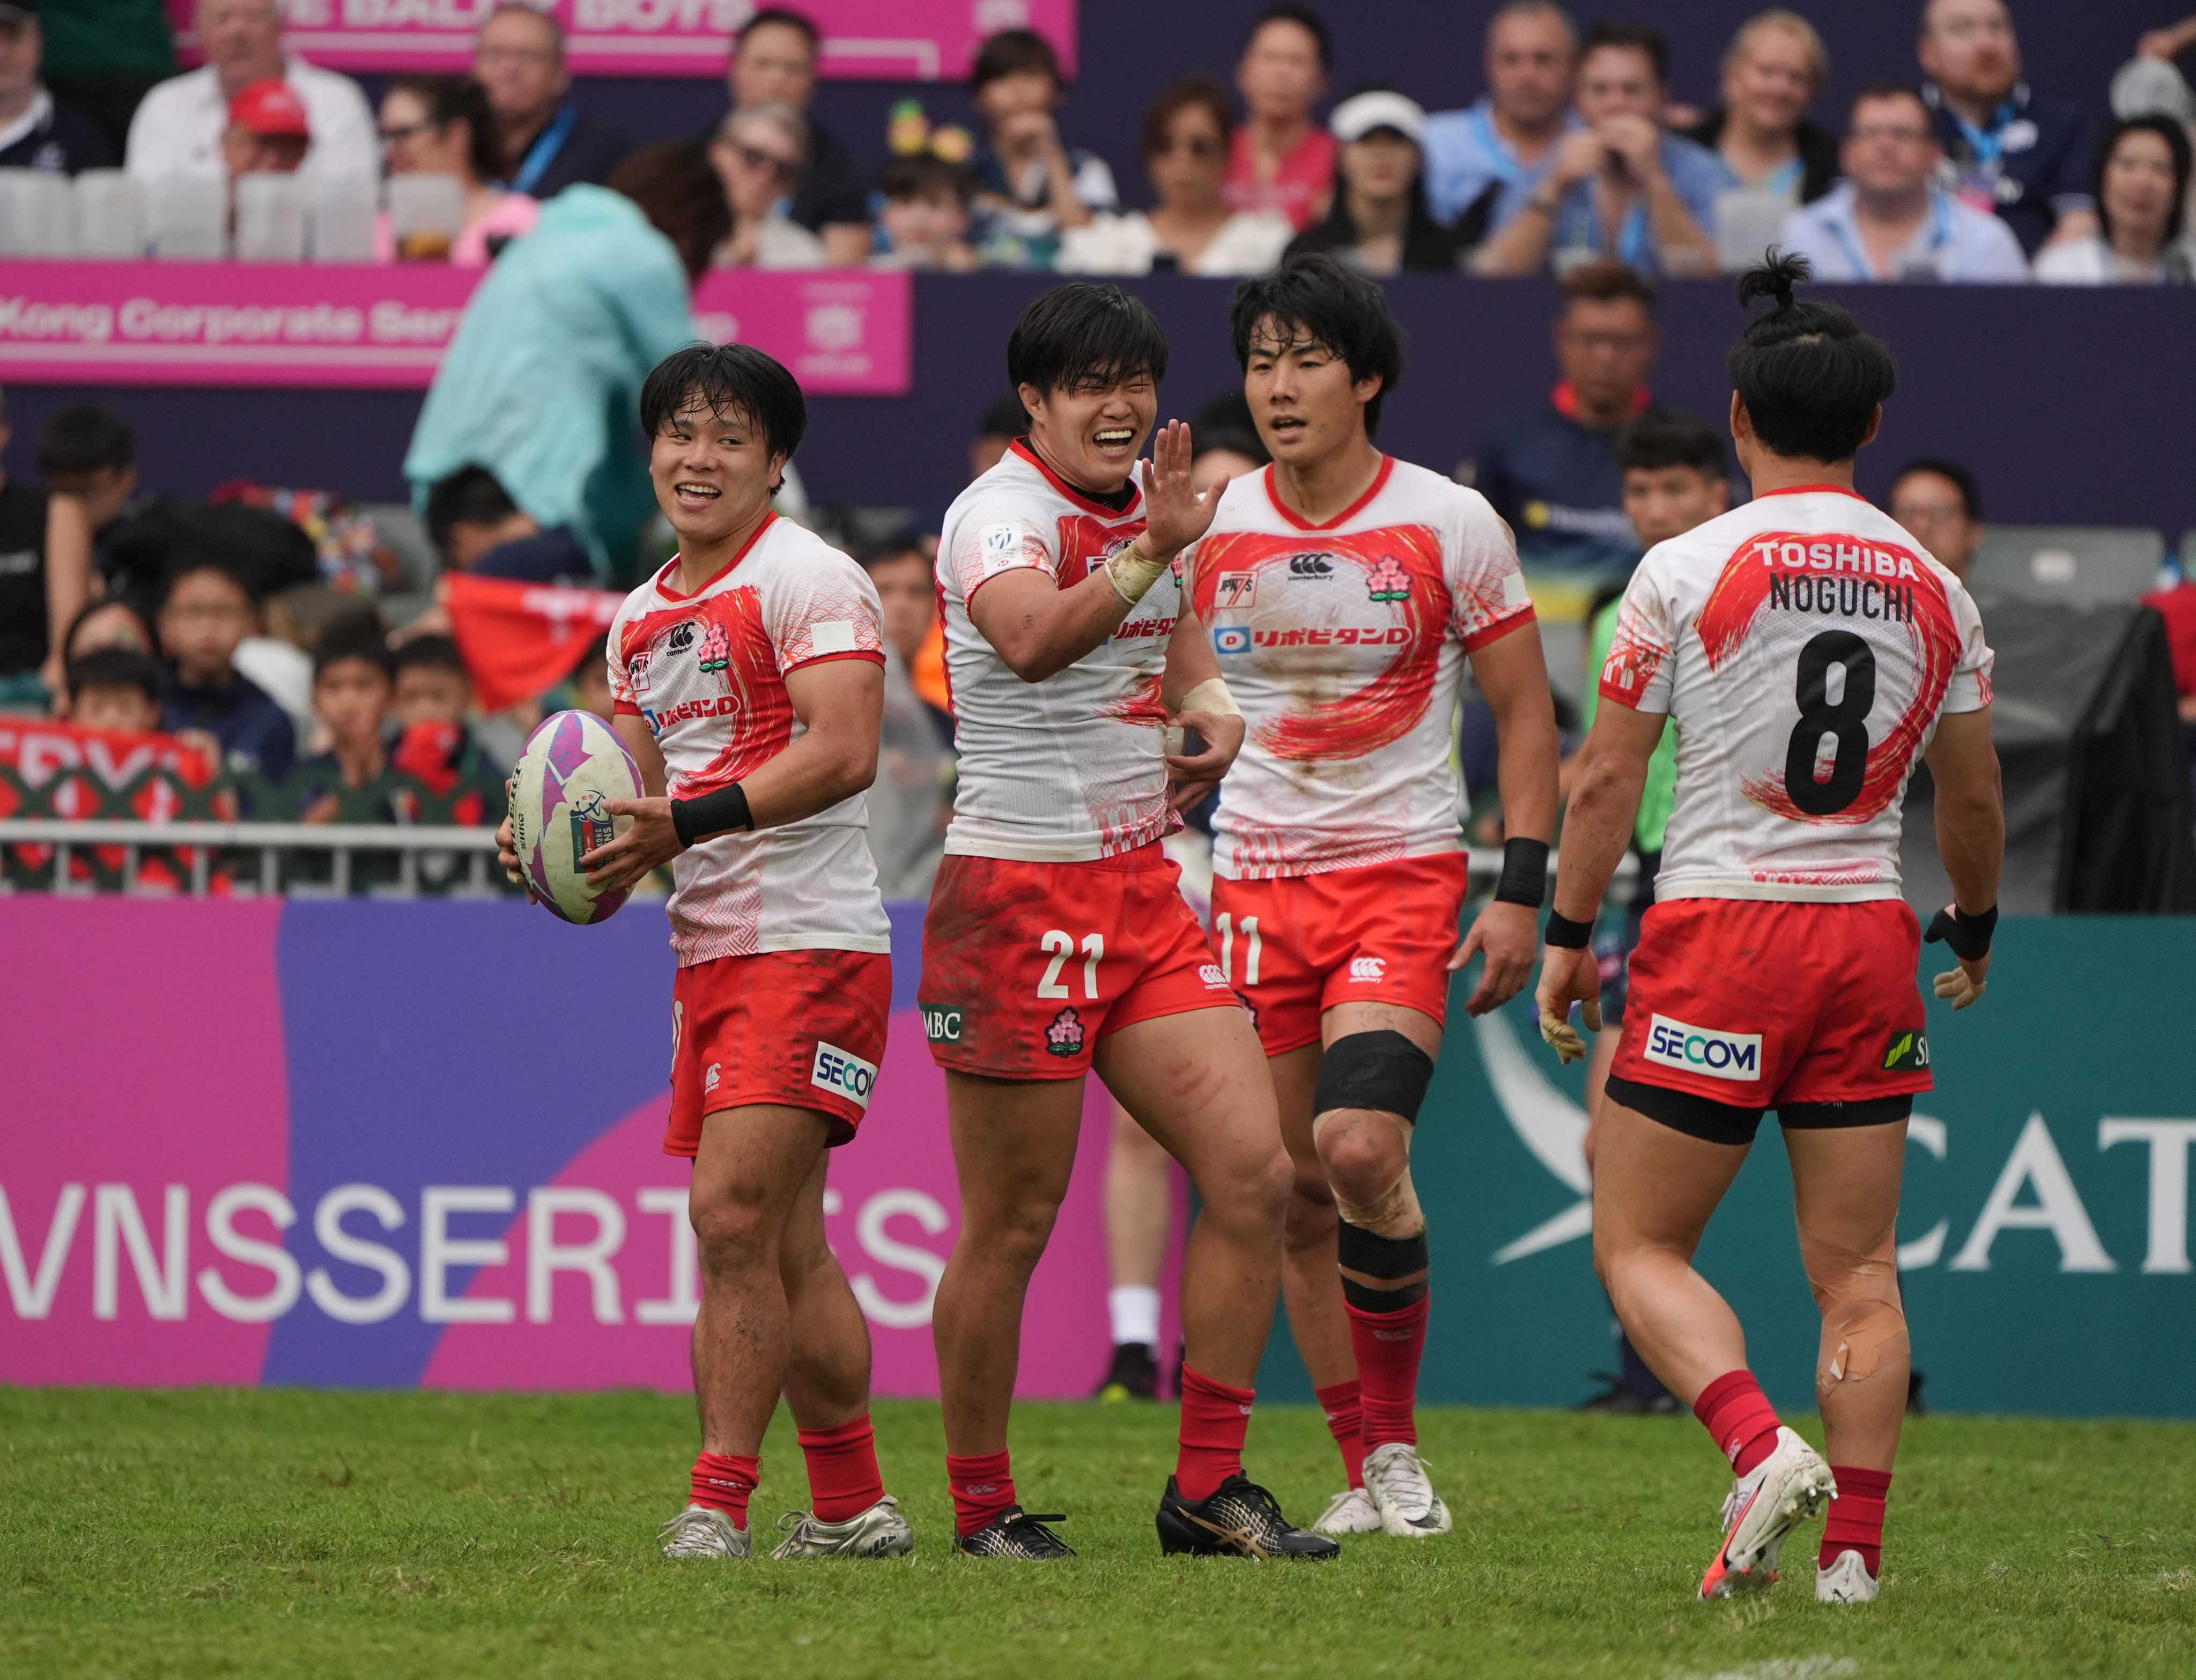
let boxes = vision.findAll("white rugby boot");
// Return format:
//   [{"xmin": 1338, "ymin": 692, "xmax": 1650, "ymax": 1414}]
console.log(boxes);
[
  {"xmin": 1363, "ymin": 1441, "xmax": 1453, "ymax": 1538},
  {"xmin": 1816, "ymin": 1548, "xmax": 1881, "ymax": 1603},
  {"xmin": 768, "ymin": 1494, "xmax": 916, "ymax": 1559},
  {"xmin": 1312, "ymin": 1486, "xmax": 1384, "ymax": 1536},
  {"xmin": 1699, "ymin": 1427, "xmax": 1836, "ymax": 1599},
  {"xmin": 659, "ymin": 1504, "xmax": 751, "ymax": 1559}
]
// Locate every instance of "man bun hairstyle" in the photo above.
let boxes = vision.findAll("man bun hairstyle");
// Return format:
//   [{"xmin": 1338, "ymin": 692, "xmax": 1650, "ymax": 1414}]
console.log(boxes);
[
  {"xmin": 1614, "ymin": 406, "xmax": 1727, "ymax": 478},
  {"xmin": 1007, "ymin": 284, "xmax": 1169, "ymax": 399},
  {"xmin": 1228, "ymin": 252, "xmax": 1406, "ymax": 436},
  {"xmin": 1727, "ymin": 250, "xmax": 1897, "ymax": 465},
  {"xmin": 640, "ymin": 342, "xmax": 808, "ymax": 488}
]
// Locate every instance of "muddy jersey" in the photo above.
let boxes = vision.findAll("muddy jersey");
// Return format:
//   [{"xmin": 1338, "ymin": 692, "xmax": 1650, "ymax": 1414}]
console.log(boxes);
[
  {"xmin": 609, "ymin": 514, "xmax": 891, "ymax": 964},
  {"xmin": 1600, "ymin": 485, "xmax": 1993, "ymax": 902},
  {"xmin": 1189, "ymin": 457, "xmax": 1536, "ymax": 879},
  {"xmin": 936, "ymin": 439, "xmax": 1185, "ymax": 862}
]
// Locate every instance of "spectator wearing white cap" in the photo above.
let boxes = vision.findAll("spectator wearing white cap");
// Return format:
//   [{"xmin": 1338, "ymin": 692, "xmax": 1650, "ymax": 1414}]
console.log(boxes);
[
  {"xmin": 0, "ymin": 1, "xmax": 115, "ymax": 173},
  {"xmin": 1474, "ymin": 21, "xmax": 1731, "ymax": 277},
  {"xmin": 1284, "ymin": 89, "xmax": 1466, "ymax": 275},
  {"xmin": 124, "ymin": 0, "xmax": 375, "ymax": 188}
]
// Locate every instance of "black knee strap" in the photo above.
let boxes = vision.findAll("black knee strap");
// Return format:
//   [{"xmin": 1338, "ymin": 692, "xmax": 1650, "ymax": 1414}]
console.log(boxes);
[
  {"xmin": 1313, "ymin": 1030, "xmax": 1435, "ymax": 1124},
  {"xmin": 1336, "ymin": 1223, "xmax": 1429, "ymax": 1311}
]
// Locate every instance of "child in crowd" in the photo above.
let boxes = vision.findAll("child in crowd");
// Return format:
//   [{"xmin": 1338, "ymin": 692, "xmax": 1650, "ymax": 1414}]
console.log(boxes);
[
  {"xmin": 294, "ymin": 617, "xmax": 396, "ymax": 824},
  {"xmin": 568, "ymin": 631, "xmax": 617, "ymax": 723},
  {"xmin": 156, "ymin": 556, "xmax": 295, "ymax": 783},
  {"xmin": 64, "ymin": 648, "xmax": 164, "ymax": 735},
  {"xmin": 966, "ymin": 29, "xmax": 1117, "ymax": 266},
  {"xmin": 389, "ymin": 634, "xmax": 508, "ymax": 824},
  {"xmin": 423, "ymin": 466, "xmax": 593, "ymax": 583},
  {"xmin": 873, "ymin": 156, "xmax": 979, "ymax": 269}
]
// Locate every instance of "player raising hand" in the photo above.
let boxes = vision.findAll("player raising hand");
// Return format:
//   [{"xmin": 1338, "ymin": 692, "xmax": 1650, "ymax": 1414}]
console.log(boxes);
[{"xmin": 1539, "ymin": 253, "xmax": 2003, "ymax": 1605}]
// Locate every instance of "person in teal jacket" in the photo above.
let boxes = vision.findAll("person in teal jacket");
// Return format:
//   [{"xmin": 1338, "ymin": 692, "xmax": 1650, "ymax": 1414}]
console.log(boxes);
[{"xmin": 404, "ymin": 142, "xmax": 730, "ymax": 587}]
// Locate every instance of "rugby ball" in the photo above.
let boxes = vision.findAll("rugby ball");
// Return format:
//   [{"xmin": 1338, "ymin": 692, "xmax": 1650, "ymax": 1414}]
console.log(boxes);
[{"xmin": 509, "ymin": 709, "xmax": 645, "ymax": 925}]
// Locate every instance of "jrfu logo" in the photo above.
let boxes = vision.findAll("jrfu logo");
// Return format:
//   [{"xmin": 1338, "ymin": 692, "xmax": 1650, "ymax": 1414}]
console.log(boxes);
[
  {"xmin": 1365, "ymin": 557, "xmax": 1411, "ymax": 602},
  {"xmin": 1045, "ymin": 1006, "xmax": 1086, "ymax": 1058},
  {"xmin": 697, "ymin": 619, "xmax": 730, "ymax": 674},
  {"xmin": 1349, "ymin": 956, "xmax": 1387, "ymax": 982}
]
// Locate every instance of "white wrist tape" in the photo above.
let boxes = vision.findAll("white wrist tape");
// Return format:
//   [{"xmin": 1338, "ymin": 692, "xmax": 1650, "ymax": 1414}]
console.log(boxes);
[
  {"xmin": 1179, "ymin": 677, "xmax": 1240, "ymax": 719},
  {"xmin": 1103, "ymin": 539, "xmax": 1169, "ymax": 606}
]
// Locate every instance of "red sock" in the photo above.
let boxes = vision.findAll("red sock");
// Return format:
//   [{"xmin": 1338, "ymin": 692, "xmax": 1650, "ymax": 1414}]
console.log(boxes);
[
  {"xmin": 689, "ymin": 1451, "xmax": 758, "ymax": 1527},
  {"xmin": 1176, "ymin": 1367, "xmax": 1255, "ymax": 1501},
  {"xmin": 798, "ymin": 1413, "xmax": 885, "ymax": 1524},
  {"xmin": 1693, "ymin": 1370, "xmax": 1784, "ymax": 1476},
  {"xmin": 1346, "ymin": 1293, "xmax": 1429, "ymax": 1449},
  {"xmin": 1820, "ymin": 1465, "xmax": 1891, "ymax": 1574},
  {"xmin": 947, "ymin": 1450, "xmax": 1016, "ymax": 1538},
  {"xmin": 1314, "ymin": 1378, "xmax": 1367, "ymax": 1489}
]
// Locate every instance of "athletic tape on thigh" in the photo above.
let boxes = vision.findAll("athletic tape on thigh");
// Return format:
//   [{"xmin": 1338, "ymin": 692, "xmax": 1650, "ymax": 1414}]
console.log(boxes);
[
  {"xmin": 1313, "ymin": 1030, "xmax": 1435, "ymax": 1125},
  {"xmin": 1336, "ymin": 1220, "xmax": 1429, "ymax": 1309}
]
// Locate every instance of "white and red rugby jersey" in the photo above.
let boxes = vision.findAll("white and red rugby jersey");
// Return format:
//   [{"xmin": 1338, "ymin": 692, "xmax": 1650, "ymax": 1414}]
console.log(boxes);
[
  {"xmin": 1600, "ymin": 485, "xmax": 1994, "ymax": 902},
  {"xmin": 936, "ymin": 439, "xmax": 1185, "ymax": 862},
  {"xmin": 608, "ymin": 513, "xmax": 891, "ymax": 964},
  {"xmin": 1189, "ymin": 457, "xmax": 1536, "ymax": 879}
]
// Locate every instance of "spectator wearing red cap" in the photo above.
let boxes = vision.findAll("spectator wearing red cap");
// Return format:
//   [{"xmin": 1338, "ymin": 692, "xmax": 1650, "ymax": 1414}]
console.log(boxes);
[
  {"xmin": 220, "ymin": 74, "xmax": 306, "ymax": 178},
  {"xmin": 125, "ymin": 0, "xmax": 374, "ymax": 188}
]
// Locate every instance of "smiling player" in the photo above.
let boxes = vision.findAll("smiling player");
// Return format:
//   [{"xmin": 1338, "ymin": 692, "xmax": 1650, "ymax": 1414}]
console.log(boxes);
[
  {"xmin": 1188, "ymin": 254, "xmax": 1562, "ymax": 1538},
  {"xmin": 501, "ymin": 343, "xmax": 912, "ymax": 1564},
  {"xmin": 922, "ymin": 283, "xmax": 1335, "ymax": 1561}
]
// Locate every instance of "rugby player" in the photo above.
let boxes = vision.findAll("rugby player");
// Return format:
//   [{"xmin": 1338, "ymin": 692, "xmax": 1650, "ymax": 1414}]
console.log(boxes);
[
  {"xmin": 923, "ymin": 284, "xmax": 1334, "ymax": 1560},
  {"xmin": 502, "ymin": 344, "xmax": 913, "ymax": 1563},
  {"xmin": 1538, "ymin": 253, "xmax": 2003, "ymax": 1603},
  {"xmin": 1191, "ymin": 254, "xmax": 1561, "ymax": 1537}
]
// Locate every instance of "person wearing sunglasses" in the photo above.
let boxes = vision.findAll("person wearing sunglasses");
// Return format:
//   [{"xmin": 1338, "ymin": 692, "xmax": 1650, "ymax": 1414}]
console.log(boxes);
[
  {"xmin": 1059, "ymin": 76, "xmax": 1292, "ymax": 277},
  {"xmin": 708, "ymin": 102, "xmax": 826, "ymax": 269},
  {"xmin": 375, "ymin": 75, "xmax": 540, "ymax": 265}
]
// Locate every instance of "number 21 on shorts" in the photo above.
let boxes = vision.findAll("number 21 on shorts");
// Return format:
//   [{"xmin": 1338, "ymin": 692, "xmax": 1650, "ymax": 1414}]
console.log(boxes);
[
  {"xmin": 1215, "ymin": 913, "xmax": 1262, "ymax": 986},
  {"xmin": 1038, "ymin": 929, "xmax": 1104, "ymax": 1000}
]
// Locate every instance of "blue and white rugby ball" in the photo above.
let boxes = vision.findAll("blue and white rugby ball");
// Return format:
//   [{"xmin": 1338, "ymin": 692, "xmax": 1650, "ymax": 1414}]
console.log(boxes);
[{"xmin": 509, "ymin": 709, "xmax": 644, "ymax": 925}]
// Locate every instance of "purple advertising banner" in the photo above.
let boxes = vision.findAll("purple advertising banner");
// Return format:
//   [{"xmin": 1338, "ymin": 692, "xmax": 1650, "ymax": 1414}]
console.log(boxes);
[
  {"xmin": 169, "ymin": 1, "xmax": 1079, "ymax": 79},
  {"xmin": 0, "ymin": 264, "xmax": 912, "ymax": 394},
  {"xmin": 0, "ymin": 897, "xmax": 1180, "ymax": 1395}
]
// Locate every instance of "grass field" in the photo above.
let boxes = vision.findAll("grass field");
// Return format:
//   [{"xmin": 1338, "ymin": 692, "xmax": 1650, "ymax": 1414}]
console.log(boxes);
[{"xmin": 2, "ymin": 1390, "xmax": 2192, "ymax": 1679}]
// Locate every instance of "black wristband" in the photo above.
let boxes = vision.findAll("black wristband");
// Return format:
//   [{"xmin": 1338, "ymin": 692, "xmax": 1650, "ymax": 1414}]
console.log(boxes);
[
  {"xmin": 670, "ymin": 782, "xmax": 752, "ymax": 848},
  {"xmin": 1543, "ymin": 909, "xmax": 1593, "ymax": 949},
  {"xmin": 1924, "ymin": 903, "xmax": 1998, "ymax": 961},
  {"xmin": 1494, "ymin": 837, "xmax": 1550, "ymax": 908}
]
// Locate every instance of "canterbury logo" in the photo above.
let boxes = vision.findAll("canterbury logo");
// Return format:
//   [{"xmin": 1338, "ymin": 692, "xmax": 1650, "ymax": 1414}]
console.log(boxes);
[{"xmin": 1288, "ymin": 553, "xmax": 1334, "ymax": 577}]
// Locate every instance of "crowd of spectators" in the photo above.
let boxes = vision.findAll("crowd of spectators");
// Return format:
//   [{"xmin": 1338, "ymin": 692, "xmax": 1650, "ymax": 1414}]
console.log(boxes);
[{"xmin": 0, "ymin": 0, "xmax": 2190, "ymax": 284}]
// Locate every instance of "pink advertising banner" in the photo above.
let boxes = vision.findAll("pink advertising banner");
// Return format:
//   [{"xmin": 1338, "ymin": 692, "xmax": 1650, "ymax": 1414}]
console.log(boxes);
[
  {"xmin": 169, "ymin": 1, "xmax": 1078, "ymax": 79},
  {"xmin": 0, "ymin": 261, "xmax": 911, "ymax": 393}
]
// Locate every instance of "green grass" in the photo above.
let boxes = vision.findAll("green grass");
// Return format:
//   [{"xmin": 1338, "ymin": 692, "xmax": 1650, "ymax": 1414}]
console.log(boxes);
[{"xmin": 1, "ymin": 1391, "xmax": 2192, "ymax": 1679}]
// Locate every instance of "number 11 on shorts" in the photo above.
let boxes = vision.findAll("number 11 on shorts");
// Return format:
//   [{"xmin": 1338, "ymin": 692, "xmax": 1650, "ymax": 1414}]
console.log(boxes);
[
  {"xmin": 1038, "ymin": 929, "xmax": 1104, "ymax": 1000},
  {"xmin": 1216, "ymin": 913, "xmax": 1261, "ymax": 986}
]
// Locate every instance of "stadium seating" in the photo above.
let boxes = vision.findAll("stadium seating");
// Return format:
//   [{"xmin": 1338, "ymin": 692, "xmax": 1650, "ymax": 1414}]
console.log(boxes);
[{"xmin": 1966, "ymin": 526, "xmax": 2169, "ymax": 609}]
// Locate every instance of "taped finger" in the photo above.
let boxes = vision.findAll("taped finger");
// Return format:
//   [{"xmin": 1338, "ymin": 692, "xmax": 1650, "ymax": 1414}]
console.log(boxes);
[{"xmin": 1540, "ymin": 1006, "xmax": 1587, "ymax": 1064}]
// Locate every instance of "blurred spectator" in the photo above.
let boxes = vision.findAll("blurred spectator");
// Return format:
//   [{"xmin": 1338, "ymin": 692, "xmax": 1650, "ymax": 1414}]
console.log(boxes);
[
  {"xmin": 390, "ymin": 633, "xmax": 472, "ymax": 731},
  {"xmin": 1886, "ymin": 459, "xmax": 1985, "ymax": 581},
  {"xmin": 0, "ymin": 2, "xmax": 115, "ymax": 173},
  {"xmin": 36, "ymin": 405, "xmax": 139, "ymax": 697},
  {"xmin": 1286, "ymin": 91, "xmax": 1463, "ymax": 275},
  {"xmin": 1919, "ymin": 0, "xmax": 2096, "ymax": 256},
  {"xmin": 872, "ymin": 155, "xmax": 978, "ymax": 270},
  {"xmin": 1682, "ymin": 10, "xmax": 1839, "ymax": 204},
  {"xmin": 1475, "ymin": 260, "xmax": 1657, "ymax": 616},
  {"xmin": 425, "ymin": 466, "xmax": 593, "ymax": 584},
  {"xmin": 862, "ymin": 531, "xmax": 951, "ymax": 745},
  {"xmin": 1425, "ymin": 1, "xmax": 1580, "ymax": 238},
  {"xmin": 404, "ymin": 143, "xmax": 728, "ymax": 583},
  {"xmin": 294, "ymin": 618, "xmax": 394, "ymax": 823},
  {"xmin": 220, "ymin": 76, "xmax": 308, "ymax": 180},
  {"xmin": 0, "ymin": 387, "xmax": 47, "ymax": 714},
  {"xmin": 1059, "ymin": 76, "xmax": 1292, "ymax": 276},
  {"xmin": 967, "ymin": 28, "xmax": 1116, "ymax": 267},
  {"xmin": 857, "ymin": 532, "xmax": 949, "ymax": 895},
  {"xmin": 157, "ymin": 556, "xmax": 296, "ymax": 783},
  {"xmin": 709, "ymin": 104, "xmax": 827, "ymax": 268},
  {"xmin": 570, "ymin": 630, "xmax": 616, "ymax": 722},
  {"xmin": 1475, "ymin": 22, "xmax": 1730, "ymax": 277},
  {"xmin": 388, "ymin": 633, "xmax": 506, "ymax": 824},
  {"xmin": 726, "ymin": 8, "xmax": 870, "ymax": 265},
  {"xmin": 1780, "ymin": 84, "xmax": 2029, "ymax": 281},
  {"xmin": 125, "ymin": 0, "xmax": 375, "ymax": 188},
  {"xmin": 64, "ymin": 646, "xmax": 161, "ymax": 734},
  {"xmin": 970, "ymin": 390, "xmax": 1030, "ymax": 480},
  {"xmin": 474, "ymin": 4, "xmax": 627, "ymax": 198},
  {"xmin": 36, "ymin": 0, "xmax": 172, "ymax": 158},
  {"xmin": 2140, "ymin": 15, "xmax": 2196, "ymax": 62},
  {"xmin": 375, "ymin": 77, "xmax": 539, "ymax": 264},
  {"xmin": 1224, "ymin": 4, "xmax": 1335, "ymax": 233},
  {"xmin": 1190, "ymin": 391, "xmax": 1270, "ymax": 496},
  {"xmin": 2034, "ymin": 116, "xmax": 2194, "ymax": 283},
  {"xmin": 60, "ymin": 595, "xmax": 154, "ymax": 665}
]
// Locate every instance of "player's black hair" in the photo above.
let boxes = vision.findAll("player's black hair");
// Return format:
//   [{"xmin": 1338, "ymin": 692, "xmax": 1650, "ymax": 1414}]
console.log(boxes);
[
  {"xmin": 977, "ymin": 390, "xmax": 1032, "ymax": 441},
  {"xmin": 639, "ymin": 343, "xmax": 809, "ymax": 479},
  {"xmin": 972, "ymin": 28, "xmax": 1062, "ymax": 93},
  {"xmin": 1243, "ymin": 4, "xmax": 1332, "ymax": 70},
  {"xmin": 1727, "ymin": 250, "xmax": 1897, "ymax": 465},
  {"xmin": 1191, "ymin": 391, "xmax": 1271, "ymax": 465},
  {"xmin": 1887, "ymin": 457, "xmax": 1981, "ymax": 521},
  {"xmin": 2095, "ymin": 114, "xmax": 2191, "ymax": 247},
  {"xmin": 393, "ymin": 633, "xmax": 469, "ymax": 678},
  {"xmin": 1580, "ymin": 19, "xmax": 1669, "ymax": 84},
  {"xmin": 65, "ymin": 646, "xmax": 161, "ymax": 706},
  {"xmin": 36, "ymin": 404, "xmax": 134, "ymax": 476},
  {"xmin": 1228, "ymin": 252, "xmax": 1406, "ymax": 436},
  {"xmin": 313, "ymin": 615, "xmax": 396, "ymax": 682},
  {"xmin": 736, "ymin": 6, "xmax": 819, "ymax": 51},
  {"xmin": 424, "ymin": 464, "xmax": 520, "ymax": 557},
  {"xmin": 1614, "ymin": 406, "xmax": 1726, "ymax": 478},
  {"xmin": 1006, "ymin": 284, "xmax": 1169, "ymax": 399}
]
